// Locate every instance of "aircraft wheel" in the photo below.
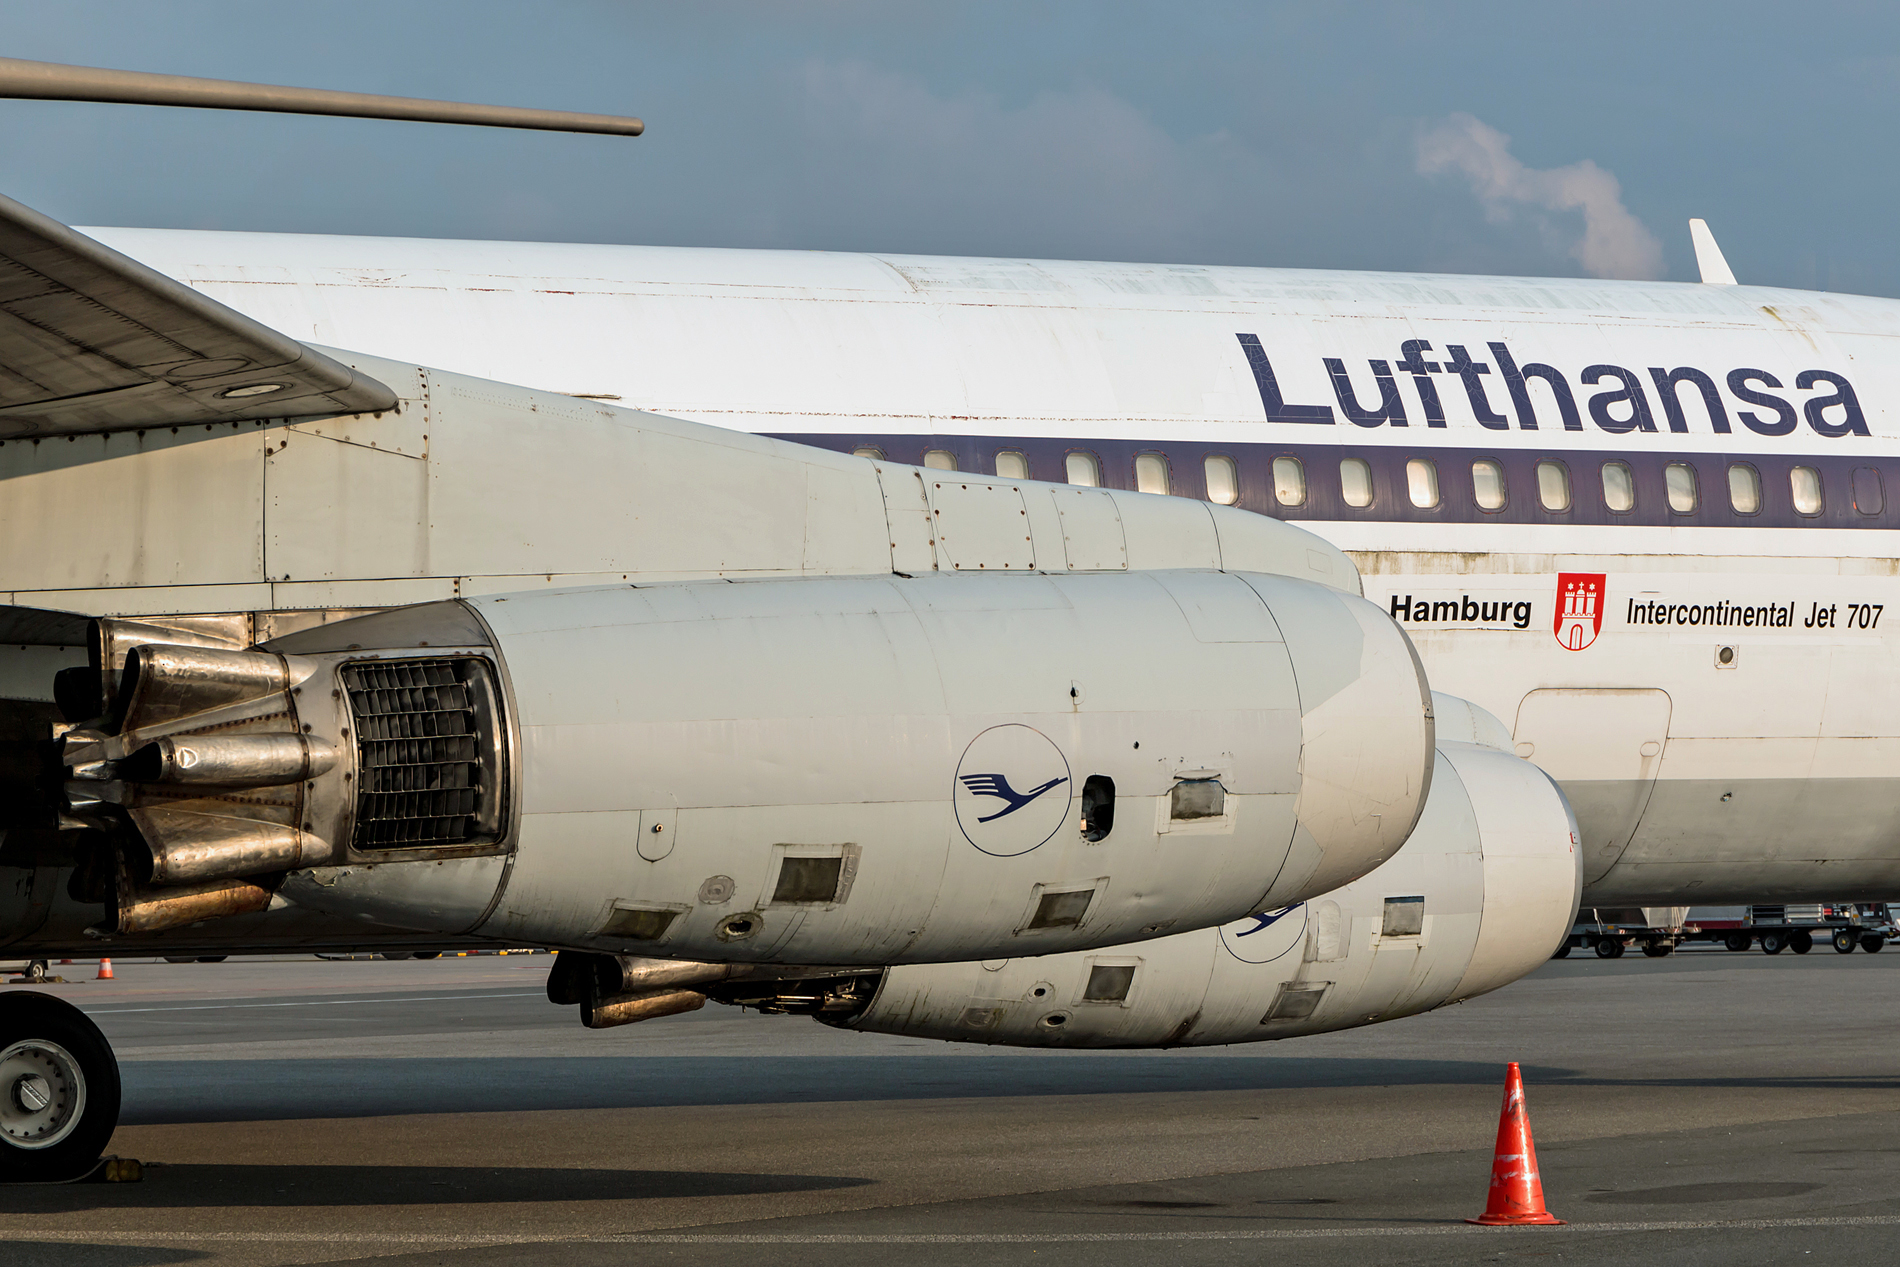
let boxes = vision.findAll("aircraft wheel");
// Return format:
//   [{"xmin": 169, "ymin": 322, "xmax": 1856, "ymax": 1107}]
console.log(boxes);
[
  {"xmin": 1760, "ymin": 933, "xmax": 1785, "ymax": 955},
  {"xmin": 0, "ymin": 992, "xmax": 120, "ymax": 1182},
  {"xmin": 1790, "ymin": 930, "xmax": 1813, "ymax": 955},
  {"xmin": 1862, "ymin": 935, "xmax": 1885, "ymax": 954},
  {"xmin": 1725, "ymin": 933, "xmax": 1751, "ymax": 952},
  {"xmin": 1834, "ymin": 929, "xmax": 1859, "ymax": 954}
]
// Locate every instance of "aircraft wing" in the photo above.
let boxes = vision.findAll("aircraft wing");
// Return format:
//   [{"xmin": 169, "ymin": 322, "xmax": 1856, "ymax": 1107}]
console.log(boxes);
[{"xmin": 0, "ymin": 190, "xmax": 395, "ymax": 438}]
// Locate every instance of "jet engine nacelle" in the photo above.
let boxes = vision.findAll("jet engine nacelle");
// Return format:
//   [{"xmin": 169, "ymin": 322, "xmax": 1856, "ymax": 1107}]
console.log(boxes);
[
  {"xmin": 49, "ymin": 567, "xmax": 1432, "ymax": 965},
  {"xmin": 827, "ymin": 733, "xmax": 1580, "ymax": 1044}
]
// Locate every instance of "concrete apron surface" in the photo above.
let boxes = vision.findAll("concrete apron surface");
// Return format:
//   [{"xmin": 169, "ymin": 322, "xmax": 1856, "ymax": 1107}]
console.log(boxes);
[{"xmin": 2, "ymin": 947, "xmax": 1897, "ymax": 1265}]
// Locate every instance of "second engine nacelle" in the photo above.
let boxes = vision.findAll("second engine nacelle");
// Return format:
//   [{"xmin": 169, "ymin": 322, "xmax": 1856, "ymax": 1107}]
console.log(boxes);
[{"xmin": 823, "ymin": 733, "xmax": 1580, "ymax": 1045}]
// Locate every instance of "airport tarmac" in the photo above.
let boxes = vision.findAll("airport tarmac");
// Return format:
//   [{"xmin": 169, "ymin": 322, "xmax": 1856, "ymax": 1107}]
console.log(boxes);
[{"xmin": 3, "ymin": 945, "xmax": 1899, "ymax": 1265}]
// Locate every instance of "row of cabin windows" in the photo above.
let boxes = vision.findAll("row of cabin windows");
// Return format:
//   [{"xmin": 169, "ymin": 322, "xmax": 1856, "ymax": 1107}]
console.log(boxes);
[
  {"xmin": 1302, "ymin": 456, "xmax": 1877, "ymax": 517},
  {"xmin": 860, "ymin": 445, "xmax": 1242, "ymax": 505},
  {"xmin": 854, "ymin": 445, "xmax": 1881, "ymax": 518}
]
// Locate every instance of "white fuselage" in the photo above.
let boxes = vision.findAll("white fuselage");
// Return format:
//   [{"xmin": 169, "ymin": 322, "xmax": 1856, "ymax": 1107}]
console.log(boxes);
[{"xmin": 47, "ymin": 228, "xmax": 1900, "ymax": 903}]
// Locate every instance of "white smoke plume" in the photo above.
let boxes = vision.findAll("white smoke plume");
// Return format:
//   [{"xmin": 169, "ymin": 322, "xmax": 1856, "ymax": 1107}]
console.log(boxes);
[{"xmin": 1417, "ymin": 114, "xmax": 1664, "ymax": 280}]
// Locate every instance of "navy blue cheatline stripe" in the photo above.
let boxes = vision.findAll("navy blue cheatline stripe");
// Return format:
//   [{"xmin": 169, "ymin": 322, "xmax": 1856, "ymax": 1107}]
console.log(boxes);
[{"xmin": 768, "ymin": 433, "xmax": 1898, "ymax": 532}]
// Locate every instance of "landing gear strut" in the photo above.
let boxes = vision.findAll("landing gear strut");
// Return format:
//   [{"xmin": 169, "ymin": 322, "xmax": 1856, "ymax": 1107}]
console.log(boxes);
[{"xmin": 0, "ymin": 992, "xmax": 120, "ymax": 1181}]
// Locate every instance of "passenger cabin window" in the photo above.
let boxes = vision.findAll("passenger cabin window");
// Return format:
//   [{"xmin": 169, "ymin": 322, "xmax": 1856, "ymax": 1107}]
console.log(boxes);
[
  {"xmin": 1536, "ymin": 461, "xmax": 1571, "ymax": 511},
  {"xmin": 1601, "ymin": 461, "xmax": 1635, "ymax": 512},
  {"xmin": 1472, "ymin": 460, "xmax": 1506, "ymax": 511},
  {"xmin": 852, "ymin": 446, "xmax": 883, "ymax": 460},
  {"xmin": 1065, "ymin": 451, "xmax": 1101, "ymax": 487},
  {"xmin": 1204, "ymin": 455, "xmax": 1239, "ymax": 505},
  {"xmin": 1665, "ymin": 462, "xmax": 1698, "ymax": 514},
  {"xmin": 1728, "ymin": 464, "xmax": 1761, "ymax": 515},
  {"xmin": 1791, "ymin": 465, "xmax": 1823, "ymax": 515},
  {"xmin": 923, "ymin": 450, "xmax": 957, "ymax": 471},
  {"xmin": 1405, "ymin": 458, "xmax": 1439, "ymax": 508},
  {"xmin": 1134, "ymin": 453, "xmax": 1170, "ymax": 495},
  {"xmin": 1854, "ymin": 467, "xmax": 1884, "ymax": 517},
  {"xmin": 1272, "ymin": 456, "xmax": 1307, "ymax": 506},
  {"xmin": 1339, "ymin": 458, "xmax": 1373, "ymax": 508},
  {"xmin": 994, "ymin": 450, "xmax": 1029, "ymax": 480}
]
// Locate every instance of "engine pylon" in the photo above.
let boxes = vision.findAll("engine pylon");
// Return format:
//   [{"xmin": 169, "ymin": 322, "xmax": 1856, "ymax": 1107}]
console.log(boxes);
[{"xmin": 1467, "ymin": 1062, "xmax": 1563, "ymax": 1226}]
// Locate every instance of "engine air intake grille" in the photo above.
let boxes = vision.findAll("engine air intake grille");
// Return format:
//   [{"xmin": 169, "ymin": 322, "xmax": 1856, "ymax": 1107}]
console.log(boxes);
[{"xmin": 341, "ymin": 658, "xmax": 503, "ymax": 850}]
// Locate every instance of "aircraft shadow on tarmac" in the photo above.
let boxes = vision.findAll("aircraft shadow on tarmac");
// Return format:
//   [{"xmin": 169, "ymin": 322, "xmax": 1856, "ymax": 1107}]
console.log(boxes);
[
  {"xmin": 117, "ymin": 1054, "xmax": 1510, "ymax": 1123},
  {"xmin": 0, "ymin": 1164, "xmax": 872, "ymax": 1212},
  {"xmin": 10, "ymin": 1246, "xmax": 204, "ymax": 1267},
  {"xmin": 112, "ymin": 1054, "xmax": 1900, "ymax": 1125}
]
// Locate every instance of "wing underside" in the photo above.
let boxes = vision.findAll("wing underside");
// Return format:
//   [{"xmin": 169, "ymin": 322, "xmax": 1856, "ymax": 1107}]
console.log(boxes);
[{"xmin": 0, "ymin": 190, "xmax": 395, "ymax": 438}]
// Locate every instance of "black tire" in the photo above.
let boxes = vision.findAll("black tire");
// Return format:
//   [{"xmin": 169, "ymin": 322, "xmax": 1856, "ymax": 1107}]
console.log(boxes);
[
  {"xmin": 1863, "ymin": 935, "xmax": 1885, "ymax": 954},
  {"xmin": 414, "ymin": 952, "xmax": 441, "ymax": 961},
  {"xmin": 1761, "ymin": 932, "xmax": 1785, "ymax": 955},
  {"xmin": 1834, "ymin": 929, "xmax": 1858, "ymax": 954},
  {"xmin": 0, "ymin": 991, "xmax": 121, "ymax": 1182},
  {"xmin": 1550, "ymin": 942, "xmax": 1572, "ymax": 960},
  {"xmin": 1595, "ymin": 938, "xmax": 1625, "ymax": 959},
  {"xmin": 1641, "ymin": 942, "xmax": 1671, "ymax": 957},
  {"xmin": 1725, "ymin": 933, "xmax": 1752, "ymax": 952},
  {"xmin": 1790, "ymin": 930, "xmax": 1813, "ymax": 955}
]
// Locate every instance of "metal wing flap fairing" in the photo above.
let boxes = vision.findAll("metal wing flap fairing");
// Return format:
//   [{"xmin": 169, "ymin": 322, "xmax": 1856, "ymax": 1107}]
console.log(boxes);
[{"xmin": 0, "ymin": 191, "xmax": 395, "ymax": 438}]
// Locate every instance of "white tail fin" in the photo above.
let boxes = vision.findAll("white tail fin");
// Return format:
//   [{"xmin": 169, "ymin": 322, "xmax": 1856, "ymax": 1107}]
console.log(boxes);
[{"xmin": 1689, "ymin": 218, "xmax": 1738, "ymax": 285}]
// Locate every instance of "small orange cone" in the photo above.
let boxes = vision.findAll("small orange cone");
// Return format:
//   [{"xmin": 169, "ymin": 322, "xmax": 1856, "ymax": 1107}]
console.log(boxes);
[
  {"xmin": 95, "ymin": 958, "xmax": 113, "ymax": 980},
  {"xmin": 1467, "ymin": 1062, "xmax": 1563, "ymax": 1226}
]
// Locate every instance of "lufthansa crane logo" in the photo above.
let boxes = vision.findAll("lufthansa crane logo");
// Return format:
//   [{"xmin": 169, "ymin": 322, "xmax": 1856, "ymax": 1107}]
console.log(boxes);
[
  {"xmin": 957, "ymin": 773, "xmax": 1069, "ymax": 822},
  {"xmin": 954, "ymin": 724, "xmax": 1073, "ymax": 857},
  {"xmin": 1220, "ymin": 904, "xmax": 1308, "ymax": 964},
  {"xmin": 1554, "ymin": 572, "xmax": 1607, "ymax": 651}
]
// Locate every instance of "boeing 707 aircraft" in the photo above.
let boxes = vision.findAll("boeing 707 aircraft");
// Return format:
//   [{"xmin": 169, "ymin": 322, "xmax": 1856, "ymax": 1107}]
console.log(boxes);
[{"xmin": 0, "ymin": 58, "xmax": 1884, "ymax": 1179}]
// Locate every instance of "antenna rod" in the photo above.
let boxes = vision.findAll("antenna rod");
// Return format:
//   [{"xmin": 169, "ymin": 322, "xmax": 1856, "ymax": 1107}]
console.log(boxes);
[{"xmin": 0, "ymin": 57, "xmax": 642, "ymax": 136}]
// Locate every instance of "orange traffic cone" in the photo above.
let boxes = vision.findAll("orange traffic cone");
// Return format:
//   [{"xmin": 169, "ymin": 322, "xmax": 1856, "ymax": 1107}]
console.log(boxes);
[
  {"xmin": 1467, "ymin": 1062, "xmax": 1563, "ymax": 1226},
  {"xmin": 96, "ymin": 958, "xmax": 113, "ymax": 980}
]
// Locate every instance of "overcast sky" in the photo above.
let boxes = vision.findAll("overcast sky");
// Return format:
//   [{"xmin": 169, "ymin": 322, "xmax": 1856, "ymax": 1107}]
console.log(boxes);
[{"xmin": 1, "ymin": 2, "xmax": 1895, "ymax": 294}]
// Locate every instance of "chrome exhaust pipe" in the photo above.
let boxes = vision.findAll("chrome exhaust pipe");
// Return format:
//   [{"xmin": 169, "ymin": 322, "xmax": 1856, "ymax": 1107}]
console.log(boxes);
[
  {"xmin": 107, "ymin": 875, "xmax": 275, "ymax": 935},
  {"xmin": 583, "ymin": 989, "xmax": 707, "ymax": 1029},
  {"xmin": 126, "ymin": 808, "xmax": 329, "ymax": 886}
]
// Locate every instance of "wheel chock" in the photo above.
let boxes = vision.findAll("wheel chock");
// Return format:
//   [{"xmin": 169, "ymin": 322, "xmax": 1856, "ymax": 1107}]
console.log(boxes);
[{"xmin": 73, "ymin": 1156, "xmax": 144, "ymax": 1183}]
